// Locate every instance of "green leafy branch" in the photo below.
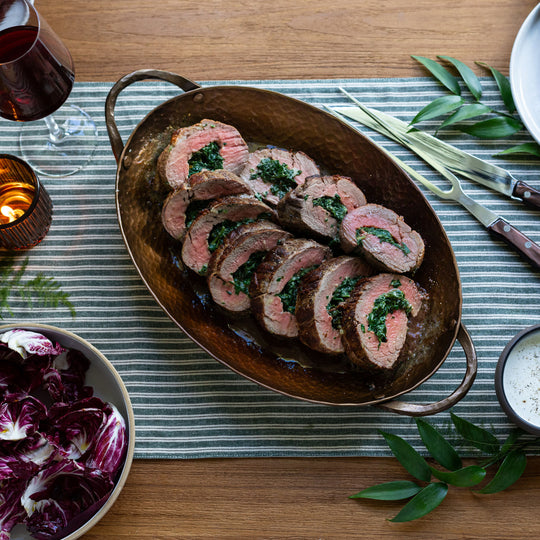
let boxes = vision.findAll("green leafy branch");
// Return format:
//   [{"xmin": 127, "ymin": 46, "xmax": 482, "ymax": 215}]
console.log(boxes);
[
  {"xmin": 0, "ymin": 256, "xmax": 76, "ymax": 319},
  {"xmin": 350, "ymin": 413, "xmax": 538, "ymax": 522},
  {"xmin": 411, "ymin": 55, "xmax": 540, "ymax": 157}
]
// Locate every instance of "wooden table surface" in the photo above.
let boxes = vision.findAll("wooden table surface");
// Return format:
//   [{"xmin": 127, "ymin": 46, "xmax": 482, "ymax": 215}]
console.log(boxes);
[{"xmin": 37, "ymin": 1, "xmax": 540, "ymax": 538}]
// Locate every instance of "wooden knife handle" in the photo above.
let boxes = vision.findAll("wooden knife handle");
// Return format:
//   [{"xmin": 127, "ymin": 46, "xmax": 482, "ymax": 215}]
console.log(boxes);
[
  {"xmin": 488, "ymin": 218, "xmax": 540, "ymax": 269},
  {"xmin": 513, "ymin": 181, "xmax": 540, "ymax": 210}
]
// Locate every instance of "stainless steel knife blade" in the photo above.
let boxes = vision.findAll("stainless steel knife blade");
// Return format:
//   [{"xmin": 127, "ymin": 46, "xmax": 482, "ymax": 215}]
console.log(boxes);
[{"xmin": 333, "ymin": 94, "xmax": 540, "ymax": 209}]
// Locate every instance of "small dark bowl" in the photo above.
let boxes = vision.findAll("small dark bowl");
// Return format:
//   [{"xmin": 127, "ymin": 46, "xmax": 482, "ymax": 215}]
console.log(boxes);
[{"xmin": 495, "ymin": 324, "xmax": 540, "ymax": 435}]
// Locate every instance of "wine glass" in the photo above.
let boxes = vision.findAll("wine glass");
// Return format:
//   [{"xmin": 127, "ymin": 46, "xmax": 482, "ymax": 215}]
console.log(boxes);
[{"xmin": 0, "ymin": 0, "xmax": 97, "ymax": 177}]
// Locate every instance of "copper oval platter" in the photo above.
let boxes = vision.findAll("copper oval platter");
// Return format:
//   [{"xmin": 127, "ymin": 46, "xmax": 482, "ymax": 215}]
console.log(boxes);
[{"xmin": 106, "ymin": 70, "xmax": 476, "ymax": 414}]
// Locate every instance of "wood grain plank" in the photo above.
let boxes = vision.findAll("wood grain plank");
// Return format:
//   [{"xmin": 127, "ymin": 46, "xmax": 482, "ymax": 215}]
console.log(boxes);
[
  {"xmin": 39, "ymin": 0, "xmax": 537, "ymax": 81},
  {"xmin": 83, "ymin": 457, "xmax": 540, "ymax": 539}
]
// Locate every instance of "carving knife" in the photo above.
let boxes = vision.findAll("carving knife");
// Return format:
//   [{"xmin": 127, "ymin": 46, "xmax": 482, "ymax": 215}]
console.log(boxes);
[{"xmin": 333, "ymin": 90, "xmax": 540, "ymax": 210}]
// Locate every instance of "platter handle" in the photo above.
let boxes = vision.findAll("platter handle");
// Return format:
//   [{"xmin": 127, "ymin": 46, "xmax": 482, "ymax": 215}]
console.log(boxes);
[
  {"xmin": 105, "ymin": 69, "xmax": 200, "ymax": 162},
  {"xmin": 376, "ymin": 323, "xmax": 477, "ymax": 417}
]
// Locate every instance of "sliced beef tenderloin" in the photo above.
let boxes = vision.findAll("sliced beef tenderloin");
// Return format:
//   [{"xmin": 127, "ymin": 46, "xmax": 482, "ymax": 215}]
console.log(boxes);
[
  {"xmin": 157, "ymin": 119, "xmax": 249, "ymax": 189},
  {"xmin": 341, "ymin": 273, "xmax": 423, "ymax": 373},
  {"xmin": 182, "ymin": 195, "xmax": 275, "ymax": 276},
  {"xmin": 239, "ymin": 147, "xmax": 320, "ymax": 205},
  {"xmin": 162, "ymin": 170, "xmax": 252, "ymax": 241},
  {"xmin": 207, "ymin": 221, "xmax": 292, "ymax": 313},
  {"xmin": 277, "ymin": 175, "xmax": 367, "ymax": 241},
  {"xmin": 340, "ymin": 204, "xmax": 425, "ymax": 273},
  {"xmin": 295, "ymin": 256, "xmax": 374, "ymax": 355},
  {"xmin": 188, "ymin": 169, "xmax": 252, "ymax": 200},
  {"xmin": 162, "ymin": 187, "xmax": 191, "ymax": 241},
  {"xmin": 250, "ymin": 238, "xmax": 331, "ymax": 338}
]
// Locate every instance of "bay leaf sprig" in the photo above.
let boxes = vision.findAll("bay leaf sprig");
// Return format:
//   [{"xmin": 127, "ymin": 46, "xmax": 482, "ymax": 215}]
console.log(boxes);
[
  {"xmin": 350, "ymin": 413, "xmax": 538, "ymax": 522},
  {"xmin": 0, "ymin": 256, "xmax": 76, "ymax": 319},
  {"xmin": 411, "ymin": 55, "xmax": 540, "ymax": 157}
]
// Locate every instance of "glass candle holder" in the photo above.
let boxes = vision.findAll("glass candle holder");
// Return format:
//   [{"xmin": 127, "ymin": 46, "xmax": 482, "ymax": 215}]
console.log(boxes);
[{"xmin": 0, "ymin": 154, "xmax": 53, "ymax": 250}]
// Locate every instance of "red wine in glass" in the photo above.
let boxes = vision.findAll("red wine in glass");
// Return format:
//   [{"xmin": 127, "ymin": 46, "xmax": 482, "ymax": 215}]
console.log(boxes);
[
  {"xmin": 0, "ymin": 25, "xmax": 75, "ymax": 121},
  {"xmin": 0, "ymin": 0, "xmax": 97, "ymax": 177}
]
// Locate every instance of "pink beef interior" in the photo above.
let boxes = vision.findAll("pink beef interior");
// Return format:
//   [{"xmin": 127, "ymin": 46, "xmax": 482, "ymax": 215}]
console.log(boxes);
[
  {"xmin": 181, "ymin": 197, "xmax": 272, "ymax": 274},
  {"xmin": 355, "ymin": 274, "xmax": 422, "ymax": 369},
  {"xmin": 239, "ymin": 147, "xmax": 320, "ymax": 205},
  {"xmin": 161, "ymin": 188, "xmax": 190, "ymax": 240},
  {"xmin": 164, "ymin": 120, "xmax": 249, "ymax": 189},
  {"xmin": 268, "ymin": 247, "xmax": 328, "ymax": 295}
]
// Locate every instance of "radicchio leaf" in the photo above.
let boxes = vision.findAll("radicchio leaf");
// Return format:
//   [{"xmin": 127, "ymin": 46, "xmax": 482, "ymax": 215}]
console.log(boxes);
[
  {"xmin": 43, "ymin": 349, "xmax": 92, "ymax": 403},
  {"xmin": 25, "ymin": 499, "xmax": 71, "ymax": 540},
  {"xmin": 18, "ymin": 353, "xmax": 54, "ymax": 394},
  {"xmin": 11, "ymin": 432, "xmax": 56, "ymax": 468},
  {"xmin": 43, "ymin": 367, "xmax": 93, "ymax": 404},
  {"xmin": 0, "ymin": 350, "xmax": 25, "ymax": 396},
  {"xmin": 85, "ymin": 403, "xmax": 127, "ymax": 476},
  {"xmin": 0, "ymin": 478, "xmax": 27, "ymax": 538},
  {"xmin": 0, "ymin": 393, "xmax": 47, "ymax": 441},
  {"xmin": 46, "ymin": 401, "xmax": 105, "ymax": 460},
  {"xmin": 21, "ymin": 460, "xmax": 114, "ymax": 539},
  {"xmin": 0, "ymin": 330, "xmax": 65, "ymax": 359},
  {"xmin": 0, "ymin": 453, "xmax": 38, "ymax": 482}
]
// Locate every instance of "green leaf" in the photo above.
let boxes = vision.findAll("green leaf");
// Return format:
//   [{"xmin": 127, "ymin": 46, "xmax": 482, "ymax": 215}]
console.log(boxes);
[
  {"xmin": 437, "ymin": 103, "xmax": 491, "ymax": 130},
  {"xmin": 481, "ymin": 428, "xmax": 527, "ymax": 468},
  {"xmin": 412, "ymin": 55, "xmax": 461, "ymax": 95},
  {"xmin": 389, "ymin": 482, "xmax": 448, "ymax": 522},
  {"xmin": 415, "ymin": 418, "xmax": 462, "ymax": 471},
  {"xmin": 476, "ymin": 62, "xmax": 516, "ymax": 113},
  {"xmin": 477, "ymin": 449, "xmax": 527, "ymax": 494},
  {"xmin": 500, "ymin": 428, "xmax": 526, "ymax": 454},
  {"xmin": 430, "ymin": 465, "xmax": 486, "ymax": 487},
  {"xmin": 379, "ymin": 430, "xmax": 431, "ymax": 482},
  {"xmin": 450, "ymin": 413, "xmax": 500, "ymax": 454},
  {"xmin": 350, "ymin": 481, "xmax": 422, "ymax": 501},
  {"xmin": 410, "ymin": 95, "xmax": 464, "ymax": 125},
  {"xmin": 438, "ymin": 55, "xmax": 482, "ymax": 100},
  {"xmin": 459, "ymin": 117, "xmax": 522, "ymax": 139},
  {"xmin": 495, "ymin": 142, "xmax": 540, "ymax": 158}
]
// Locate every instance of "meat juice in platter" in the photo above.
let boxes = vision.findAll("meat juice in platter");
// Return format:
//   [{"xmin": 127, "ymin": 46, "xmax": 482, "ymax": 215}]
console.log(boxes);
[{"xmin": 0, "ymin": 25, "xmax": 74, "ymax": 121}]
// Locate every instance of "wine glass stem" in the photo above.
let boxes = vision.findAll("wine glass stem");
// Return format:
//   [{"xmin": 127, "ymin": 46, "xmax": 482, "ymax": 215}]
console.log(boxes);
[{"xmin": 44, "ymin": 115, "xmax": 65, "ymax": 144}]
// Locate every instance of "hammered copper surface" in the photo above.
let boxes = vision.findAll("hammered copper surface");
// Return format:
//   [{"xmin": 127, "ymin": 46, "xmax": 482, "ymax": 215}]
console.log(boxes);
[{"xmin": 112, "ymin": 79, "xmax": 462, "ymax": 406}]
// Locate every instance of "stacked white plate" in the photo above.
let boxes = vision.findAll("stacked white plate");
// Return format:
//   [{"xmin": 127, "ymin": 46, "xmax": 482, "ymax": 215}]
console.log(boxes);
[{"xmin": 510, "ymin": 3, "xmax": 540, "ymax": 144}]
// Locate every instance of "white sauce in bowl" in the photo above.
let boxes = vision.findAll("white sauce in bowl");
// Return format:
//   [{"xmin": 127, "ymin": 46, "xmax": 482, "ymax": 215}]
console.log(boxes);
[{"xmin": 502, "ymin": 330, "xmax": 540, "ymax": 426}]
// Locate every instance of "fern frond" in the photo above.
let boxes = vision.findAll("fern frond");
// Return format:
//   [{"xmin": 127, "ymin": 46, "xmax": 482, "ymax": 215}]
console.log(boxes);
[{"xmin": 0, "ymin": 257, "xmax": 76, "ymax": 318}]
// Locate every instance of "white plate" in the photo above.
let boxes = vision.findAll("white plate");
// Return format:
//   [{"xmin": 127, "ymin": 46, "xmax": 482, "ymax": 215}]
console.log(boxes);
[{"xmin": 510, "ymin": 3, "xmax": 540, "ymax": 144}]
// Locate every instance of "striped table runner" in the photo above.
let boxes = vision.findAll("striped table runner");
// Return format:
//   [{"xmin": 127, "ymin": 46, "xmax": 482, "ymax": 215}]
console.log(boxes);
[{"xmin": 1, "ymin": 78, "xmax": 539, "ymax": 458}]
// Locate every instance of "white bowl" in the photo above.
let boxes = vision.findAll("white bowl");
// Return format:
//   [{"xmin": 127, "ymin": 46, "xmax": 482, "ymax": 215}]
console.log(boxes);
[
  {"xmin": 510, "ymin": 3, "xmax": 540, "ymax": 145},
  {"xmin": 0, "ymin": 323, "xmax": 135, "ymax": 540}
]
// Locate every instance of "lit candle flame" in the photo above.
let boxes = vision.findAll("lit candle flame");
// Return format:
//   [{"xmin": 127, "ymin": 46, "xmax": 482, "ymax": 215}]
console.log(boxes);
[{"xmin": 1, "ymin": 205, "xmax": 25, "ymax": 223}]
